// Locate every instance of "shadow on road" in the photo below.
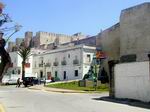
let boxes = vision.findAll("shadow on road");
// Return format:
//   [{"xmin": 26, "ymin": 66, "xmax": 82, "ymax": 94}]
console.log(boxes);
[{"xmin": 92, "ymin": 96, "xmax": 150, "ymax": 109}]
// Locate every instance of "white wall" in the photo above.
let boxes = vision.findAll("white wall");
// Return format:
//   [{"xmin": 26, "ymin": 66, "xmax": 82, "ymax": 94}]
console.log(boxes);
[{"xmin": 115, "ymin": 61, "xmax": 150, "ymax": 102}]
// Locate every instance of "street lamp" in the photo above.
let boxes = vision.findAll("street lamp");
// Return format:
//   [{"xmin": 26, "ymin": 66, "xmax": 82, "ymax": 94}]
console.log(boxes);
[
  {"xmin": 92, "ymin": 54, "xmax": 97, "ymax": 91},
  {"xmin": 43, "ymin": 63, "xmax": 46, "ymax": 79}
]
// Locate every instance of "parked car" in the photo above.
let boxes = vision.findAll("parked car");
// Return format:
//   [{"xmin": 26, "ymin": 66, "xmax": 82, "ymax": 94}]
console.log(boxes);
[
  {"xmin": 8, "ymin": 79, "xmax": 17, "ymax": 85},
  {"xmin": 23, "ymin": 77, "xmax": 37, "ymax": 87},
  {"xmin": 2, "ymin": 78, "xmax": 9, "ymax": 85},
  {"xmin": 45, "ymin": 79, "xmax": 52, "ymax": 83}
]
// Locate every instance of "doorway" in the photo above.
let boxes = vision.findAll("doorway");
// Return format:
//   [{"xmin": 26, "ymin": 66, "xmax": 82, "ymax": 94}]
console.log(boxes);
[
  {"xmin": 63, "ymin": 71, "xmax": 66, "ymax": 80},
  {"xmin": 40, "ymin": 71, "xmax": 43, "ymax": 78}
]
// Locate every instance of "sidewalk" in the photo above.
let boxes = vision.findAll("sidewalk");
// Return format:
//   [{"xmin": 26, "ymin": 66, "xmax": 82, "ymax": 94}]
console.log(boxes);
[{"xmin": 28, "ymin": 85, "xmax": 86, "ymax": 93}]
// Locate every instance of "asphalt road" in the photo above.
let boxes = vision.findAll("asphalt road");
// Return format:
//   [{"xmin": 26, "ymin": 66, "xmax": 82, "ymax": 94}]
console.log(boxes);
[{"xmin": 0, "ymin": 85, "xmax": 150, "ymax": 112}]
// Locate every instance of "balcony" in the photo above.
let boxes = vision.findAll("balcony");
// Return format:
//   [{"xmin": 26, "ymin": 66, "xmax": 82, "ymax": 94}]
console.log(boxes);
[
  {"xmin": 61, "ymin": 60, "xmax": 67, "ymax": 65},
  {"xmin": 39, "ymin": 63, "xmax": 43, "ymax": 67},
  {"xmin": 73, "ymin": 59, "xmax": 79, "ymax": 65},
  {"xmin": 45, "ymin": 63, "xmax": 51, "ymax": 67},
  {"xmin": 25, "ymin": 63, "xmax": 30, "ymax": 68},
  {"xmin": 53, "ymin": 61, "xmax": 59, "ymax": 66}
]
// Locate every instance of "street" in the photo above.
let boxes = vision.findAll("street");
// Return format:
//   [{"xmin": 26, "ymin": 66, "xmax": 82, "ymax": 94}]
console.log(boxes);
[{"xmin": 0, "ymin": 86, "xmax": 149, "ymax": 112}]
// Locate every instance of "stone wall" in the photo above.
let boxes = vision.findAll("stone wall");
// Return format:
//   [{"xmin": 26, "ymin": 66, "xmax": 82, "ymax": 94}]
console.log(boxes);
[
  {"xmin": 120, "ymin": 3, "xmax": 150, "ymax": 61},
  {"xmin": 96, "ymin": 23, "xmax": 120, "ymax": 61},
  {"xmin": 96, "ymin": 23, "xmax": 120, "ymax": 77}
]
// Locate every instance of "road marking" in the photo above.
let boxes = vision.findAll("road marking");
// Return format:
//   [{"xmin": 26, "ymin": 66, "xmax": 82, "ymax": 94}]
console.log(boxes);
[{"xmin": 0, "ymin": 103, "xmax": 6, "ymax": 112}]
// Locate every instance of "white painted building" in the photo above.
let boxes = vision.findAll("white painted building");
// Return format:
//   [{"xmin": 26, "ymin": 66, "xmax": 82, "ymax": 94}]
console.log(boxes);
[
  {"xmin": 32, "ymin": 45, "xmax": 96, "ymax": 80},
  {"xmin": 8, "ymin": 48, "xmax": 45, "ymax": 78}
]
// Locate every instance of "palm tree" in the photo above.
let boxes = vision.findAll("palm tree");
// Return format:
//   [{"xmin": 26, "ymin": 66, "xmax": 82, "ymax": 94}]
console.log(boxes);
[{"xmin": 17, "ymin": 45, "xmax": 31, "ymax": 80}]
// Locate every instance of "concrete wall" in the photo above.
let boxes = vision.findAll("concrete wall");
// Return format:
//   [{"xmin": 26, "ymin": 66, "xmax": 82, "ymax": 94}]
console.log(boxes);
[
  {"xmin": 120, "ymin": 3, "xmax": 150, "ymax": 61},
  {"xmin": 114, "ymin": 61, "xmax": 150, "ymax": 102}
]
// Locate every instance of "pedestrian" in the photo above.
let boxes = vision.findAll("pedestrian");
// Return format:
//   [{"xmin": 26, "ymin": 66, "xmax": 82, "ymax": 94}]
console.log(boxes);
[
  {"xmin": 16, "ymin": 78, "xmax": 21, "ymax": 88},
  {"xmin": 44, "ymin": 78, "xmax": 46, "ymax": 86}
]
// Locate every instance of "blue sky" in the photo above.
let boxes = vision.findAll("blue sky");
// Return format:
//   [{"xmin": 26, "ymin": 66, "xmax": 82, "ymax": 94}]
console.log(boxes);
[{"xmin": 2, "ymin": 0, "xmax": 150, "ymax": 41}]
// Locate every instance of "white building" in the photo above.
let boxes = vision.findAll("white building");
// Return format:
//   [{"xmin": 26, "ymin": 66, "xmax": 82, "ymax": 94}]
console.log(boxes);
[
  {"xmin": 32, "ymin": 45, "xmax": 96, "ymax": 80},
  {"xmin": 8, "ymin": 48, "xmax": 45, "ymax": 78}
]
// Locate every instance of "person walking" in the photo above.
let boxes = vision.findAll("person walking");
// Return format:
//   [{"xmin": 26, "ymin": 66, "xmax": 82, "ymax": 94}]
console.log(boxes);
[{"xmin": 16, "ymin": 78, "xmax": 21, "ymax": 88}]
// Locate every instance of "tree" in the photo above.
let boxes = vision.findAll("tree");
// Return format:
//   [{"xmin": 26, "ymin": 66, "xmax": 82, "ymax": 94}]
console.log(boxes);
[
  {"xmin": 0, "ymin": 2, "xmax": 21, "ymax": 83},
  {"xmin": 0, "ymin": 32, "xmax": 11, "ymax": 82},
  {"xmin": 0, "ymin": 2, "xmax": 11, "ymax": 83},
  {"xmin": 17, "ymin": 43, "xmax": 31, "ymax": 80}
]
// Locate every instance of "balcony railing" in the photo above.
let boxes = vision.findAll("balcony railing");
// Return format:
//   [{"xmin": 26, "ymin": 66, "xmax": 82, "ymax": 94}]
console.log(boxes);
[
  {"xmin": 39, "ymin": 63, "xmax": 43, "ymax": 67},
  {"xmin": 25, "ymin": 63, "xmax": 30, "ymax": 68},
  {"xmin": 73, "ymin": 59, "xmax": 79, "ymax": 65},
  {"xmin": 45, "ymin": 63, "xmax": 51, "ymax": 67},
  {"xmin": 53, "ymin": 61, "xmax": 59, "ymax": 66},
  {"xmin": 61, "ymin": 60, "xmax": 67, "ymax": 65}
]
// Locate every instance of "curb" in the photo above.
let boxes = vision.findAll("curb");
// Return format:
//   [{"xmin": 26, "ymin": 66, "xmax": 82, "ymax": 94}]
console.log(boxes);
[
  {"xmin": 0, "ymin": 103, "xmax": 6, "ymax": 112},
  {"xmin": 45, "ymin": 89, "xmax": 86, "ymax": 93},
  {"xmin": 28, "ymin": 87, "xmax": 86, "ymax": 93}
]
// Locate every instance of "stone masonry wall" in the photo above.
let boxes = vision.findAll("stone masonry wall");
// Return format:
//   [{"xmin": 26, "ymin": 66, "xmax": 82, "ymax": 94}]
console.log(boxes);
[{"xmin": 120, "ymin": 3, "xmax": 150, "ymax": 61}]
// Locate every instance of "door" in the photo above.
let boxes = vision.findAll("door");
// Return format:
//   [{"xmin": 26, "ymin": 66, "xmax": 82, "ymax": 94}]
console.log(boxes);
[
  {"xmin": 63, "ymin": 71, "xmax": 66, "ymax": 80},
  {"xmin": 40, "ymin": 71, "xmax": 43, "ymax": 78}
]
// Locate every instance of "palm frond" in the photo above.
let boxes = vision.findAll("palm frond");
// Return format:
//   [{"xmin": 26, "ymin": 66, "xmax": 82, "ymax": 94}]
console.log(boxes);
[{"xmin": 17, "ymin": 46, "xmax": 31, "ymax": 62}]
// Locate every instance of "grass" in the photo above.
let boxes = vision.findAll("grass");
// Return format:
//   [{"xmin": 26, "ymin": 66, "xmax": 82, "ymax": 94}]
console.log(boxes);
[{"xmin": 46, "ymin": 81, "xmax": 109, "ymax": 92}]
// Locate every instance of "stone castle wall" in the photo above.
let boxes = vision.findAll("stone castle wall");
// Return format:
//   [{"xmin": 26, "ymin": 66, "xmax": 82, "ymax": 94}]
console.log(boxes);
[
  {"xmin": 97, "ymin": 2, "xmax": 150, "ymax": 62},
  {"xmin": 120, "ymin": 3, "xmax": 150, "ymax": 61}
]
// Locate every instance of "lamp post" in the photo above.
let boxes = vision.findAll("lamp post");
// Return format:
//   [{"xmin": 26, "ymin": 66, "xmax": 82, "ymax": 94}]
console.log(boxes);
[
  {"xmin": 43, "ymin": 63, "xmax": 47, "ymax": 86},
  {"xmin": 43, "ymin": 63, "xmax": 47, "ymax": 79},
  {"xmin": 93, "ymin": 54, "xmax": 97, "ymax": 91}
]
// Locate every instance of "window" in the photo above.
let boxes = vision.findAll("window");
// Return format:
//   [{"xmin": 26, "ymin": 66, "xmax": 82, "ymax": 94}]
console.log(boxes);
[
  {"xmin": 55, "ymin": 71, "xmax": 57, "ymax": 77},
  {"xmin": 75, "ymin": 70, "xmax": 78, "ymax": 77},
  {"xmin": 12, "ymin": 70, "xmax": 15, "ymax": 74},
  {"xmin": 87, "ymin": 54, "xmax": 91, "ymax": 62},
  {"xmin": 18, "ymin": 70, "xmax": 21, "ymax": 74},
  {"xmin": 40, "ymin": 57, "xmax": 44, "ymax": 64},
  {"xmin": 68, "ymin": 54, "xmax": 70, "ymax": 58}
]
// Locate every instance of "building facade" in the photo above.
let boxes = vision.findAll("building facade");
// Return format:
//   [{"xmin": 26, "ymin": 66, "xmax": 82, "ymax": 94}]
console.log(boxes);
[
  {"xmin": 8, "ymin": 51, "xmax": 34, "ymax": 78},
  {"xmin": 32, "ymin": 45, "xmax": 95, "ymax": 80}
]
